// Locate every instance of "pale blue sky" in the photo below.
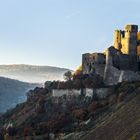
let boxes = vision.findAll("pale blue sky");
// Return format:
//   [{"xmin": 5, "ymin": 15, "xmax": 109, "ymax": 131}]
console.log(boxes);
[{"xmin": 0, "ymin": 0, "xmax": 139, "ymax": 69}]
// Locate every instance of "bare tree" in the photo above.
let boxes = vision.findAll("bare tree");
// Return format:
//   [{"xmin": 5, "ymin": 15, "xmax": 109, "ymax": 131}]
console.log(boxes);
[{"xmin": 64, "ymin": 71, "xmax": 72, "ymax": 81}]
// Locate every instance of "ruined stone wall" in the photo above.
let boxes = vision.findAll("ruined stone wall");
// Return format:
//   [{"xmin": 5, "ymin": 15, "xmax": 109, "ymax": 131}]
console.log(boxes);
[
  {"xmin": 118, "ymin": 54, "xmax": 130, "ymax": 70},
  {"xmin": 82, "ymin": 53, "xmax": 105, "ymax": 74},
  {"xmin": 84, "ymin": 88, "xmax": 93, "ymax": 98},
  {"xmin": 52, "ymin": 88, "xmax": 112, "ymax": 99},
  {"xmin": 84, "ymin": 88, "xmax": 112, "ymax": 99},
  {"xmin": 82, "ymin": 53, "xmax": 92, "ymax": 74},
  {"xmin": 52, "ymin": 89, "xmax": 81, "ymax": 97},
  {"xmin": 105, "ymin": 46, "xmax": 137, "ymax": 71},
  {"xmin": 94, "ymin": 88, "xmax": 112, "ymax": 99},
  {"xmin": 104, "ymin": 65, "xmax": 140, "ymax": 85}
]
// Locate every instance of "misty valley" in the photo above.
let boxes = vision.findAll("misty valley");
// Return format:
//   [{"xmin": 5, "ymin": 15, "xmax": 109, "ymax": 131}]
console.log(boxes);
[{"xmin": 0, "ymin": 65, "xmax": 68, "ymax": 113}]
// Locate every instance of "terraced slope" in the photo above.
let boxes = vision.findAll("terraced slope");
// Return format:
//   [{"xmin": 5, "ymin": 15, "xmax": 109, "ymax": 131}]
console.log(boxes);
[{"xmin": 81, "ymin": 94, "xmax": 140, "ymax": 140}]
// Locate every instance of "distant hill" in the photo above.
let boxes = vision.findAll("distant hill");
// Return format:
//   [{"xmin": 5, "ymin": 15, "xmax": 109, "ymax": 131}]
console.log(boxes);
[
  {"xmin": 0, "ymin": 64, "xmax": 70, "ymax": 83},
  {"xmin": 0, "ymin": 77, "xmax": 40, "ymax": 113}
]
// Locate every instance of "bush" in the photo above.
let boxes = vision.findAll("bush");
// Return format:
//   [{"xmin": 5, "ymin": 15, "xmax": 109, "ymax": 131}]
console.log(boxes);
[
  {"xmin": 72, "ymin": 108, "xmax": 88, "ymax": 121},
  {"xmin": 88, "ymin": 101, "xmax": 98, "ymax": 112},
  {"xmin": 117, "ymin": 92, "xmax": 126, "ymax": 103}
]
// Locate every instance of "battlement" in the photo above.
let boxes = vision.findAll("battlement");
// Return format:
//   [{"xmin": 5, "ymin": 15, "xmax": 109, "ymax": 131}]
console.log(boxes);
[{"xmin": 125, "ymin": 25, "xmax": 138, "ymax": 32}]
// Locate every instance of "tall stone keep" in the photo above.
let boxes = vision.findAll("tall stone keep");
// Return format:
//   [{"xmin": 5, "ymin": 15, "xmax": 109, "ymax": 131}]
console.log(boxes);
[
  {"xmin": 114, "ymin": 25, "xmax": 138, "ymax": 56},
  {"xmin": 123, "ymin": 25, "xmax": 138, "ymax": 55}
]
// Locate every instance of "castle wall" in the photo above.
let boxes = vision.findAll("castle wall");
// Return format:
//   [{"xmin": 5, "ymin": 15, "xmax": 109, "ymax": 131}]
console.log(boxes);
[
  {"xmin": 105, "ymin": 46, "xmax": 120, "ymax": 69},
  {"xmin": 104, "ymin": 65, "xmax": 140, "ymax": 85},
  {"xmin": 118, "ymin": 54, "xmax": 130, "ymax": 70},
  {"xmin": 52, "ymin": 88, "xmax": 112, "ymax": 99},
  {"xmin": 85, "ymin": 88, "xmax": 111, "ymax": 99},
  {"xmin": 105, "ymin": 46, "xmax": 135, "ymax": 71},
  {"xmin": 82, "ymin": 53, "xmax": 92, "ymax": 74},
  {"xmin": 94, "ymin": 88, "xmax": 111, "ymax": 99},
  {"xmin": 52, "ymin": 89, "xmax": 81, "ymax": 97},
  {"xmin": 84, "ymin": 88, "xmax": 93, "ymax": 98},
  {"xmin": 82, "ymin": 53, "xmax": 106, "ymax": 74}
]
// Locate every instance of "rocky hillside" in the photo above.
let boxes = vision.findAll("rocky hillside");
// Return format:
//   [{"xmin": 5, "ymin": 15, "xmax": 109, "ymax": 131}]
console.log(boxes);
[
  {"xmin": 0, "ymin": 77, "xmax": 40, "ymax": 113},
  {"xmin": 0, "ymin": 64, "xmax": 70, "ymax": 83},
  {"xmin": 0, "ymin": 81, "xmax": 140, "ymax": 140}
]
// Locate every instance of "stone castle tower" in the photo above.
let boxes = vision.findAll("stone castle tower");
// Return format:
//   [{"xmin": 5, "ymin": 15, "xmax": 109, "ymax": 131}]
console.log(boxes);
[
  {"xmin": 114, "ymin": 25, "xmax": 139, "ymax": 71},
  {"xmin": 114, "ymin": 25, "xmax": 138, "ymax": 55}
]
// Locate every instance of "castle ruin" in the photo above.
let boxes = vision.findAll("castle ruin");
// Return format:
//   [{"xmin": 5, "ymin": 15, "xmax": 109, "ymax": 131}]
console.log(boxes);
[{"xmin": 82, "ymin": 24, "xmax": 140, "ymax": 84}]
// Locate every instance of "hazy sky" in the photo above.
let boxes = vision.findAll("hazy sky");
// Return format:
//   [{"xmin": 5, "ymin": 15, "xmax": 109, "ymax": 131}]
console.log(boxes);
[{"xmin": 0, "ymin": 0, "xmax": 139, "ymax": 69}]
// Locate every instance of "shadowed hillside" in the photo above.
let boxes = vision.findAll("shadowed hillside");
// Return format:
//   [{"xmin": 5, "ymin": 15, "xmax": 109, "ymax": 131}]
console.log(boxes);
[
  {"xmin": 0, "ymin": 77, "xmax": 40, "ymax": 113},
  {"xmin": 0, "ymin": 81, "xmax": 140, "ymax": 140}
]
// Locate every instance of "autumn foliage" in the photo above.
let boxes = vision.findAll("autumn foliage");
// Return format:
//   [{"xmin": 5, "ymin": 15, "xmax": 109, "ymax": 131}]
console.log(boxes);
[{"xmin": 72, "ymin": 108, "xmax": 88, "ymax": 121}]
